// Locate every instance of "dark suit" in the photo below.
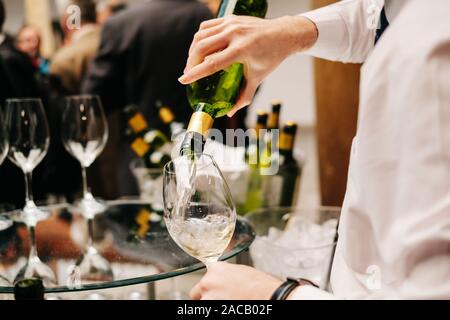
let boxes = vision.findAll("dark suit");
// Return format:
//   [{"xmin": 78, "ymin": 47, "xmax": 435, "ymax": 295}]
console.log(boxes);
[
  {"xmin": 83, "ymin": 0, "xmax": 213, "ymax": 196},
  {"xmin": 0, "ymin": 35, "xmax": 80, "ymax": 208}
]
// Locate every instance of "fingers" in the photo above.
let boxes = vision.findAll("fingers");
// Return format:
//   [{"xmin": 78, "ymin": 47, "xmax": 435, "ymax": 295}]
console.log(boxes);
[
  {"xmin": 227, "ymin": 80, "xmax": 259, "ymax": 117},
  {"xmin": 185, "ymin": 31, "xmax": 231, "ymax": 73},
  {"xmin": 199, "ymin": 17, "xmax": 225, "ymax": 31},
  {"xmin": 189, "ymin": 22, "xmax": 227, "ymax": 56},
  {"xmin": 179, "ymin": 49, "xmax": 238, "ymax": 84},
  {"xmin": 190, "ymin": 283, "xmax": 203, "ymax": 300}
]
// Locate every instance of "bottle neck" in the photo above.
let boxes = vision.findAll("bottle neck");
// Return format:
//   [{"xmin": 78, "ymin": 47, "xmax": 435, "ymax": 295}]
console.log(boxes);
[
  {"xmin": 217, "ymin": 0, "xmax": 239, "ymax": 17},
  {"xmin": 279, "ymin": 133, "xmax": 295, "ymax": 158},
  {"xmin": 268, "ymin": 113, "xmax": 280, "ymax": 130},
  {"xmin": 186, "ymin": 108, "xmax": 215, "ymax": 138}
]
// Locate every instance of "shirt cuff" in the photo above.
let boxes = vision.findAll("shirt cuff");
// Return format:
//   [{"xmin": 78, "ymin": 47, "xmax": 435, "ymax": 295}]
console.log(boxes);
[
  {"xmin": 300, "ymin": 7, "xmax": 348, "ymax": 61},
  {"xmin": 288, "ymin": 285, "xmax": 338, "ymax": 300}
]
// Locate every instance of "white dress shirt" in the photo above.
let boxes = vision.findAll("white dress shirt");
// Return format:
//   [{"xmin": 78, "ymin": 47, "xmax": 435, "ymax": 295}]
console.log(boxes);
[{"xmin": 290, "ymin": 0, "xmax": 450, "ymax": 299}]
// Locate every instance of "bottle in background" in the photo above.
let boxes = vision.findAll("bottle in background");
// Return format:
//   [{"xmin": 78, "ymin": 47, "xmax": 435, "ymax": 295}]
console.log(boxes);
[
  {"xmin": 156, "ymin": 101, "xmax": 185, "ymax": 139},
  {"xmin": 264, "ymin": 122, "xmax": 302, "ymax": 207},
  {"xmin": 260, "ymin": 100, "xmax": 283, "ymax": 169},
  {"xmin": 123, "ymin": 105, "xmax": 171, "ymax": 169},
  {"xmin": 180, "ymin": 0, "xmax": 268, "ymax": 156},
  {"xmin": 241, "ymin": 111, "xmax": 268, "ymax": 214},
  {"xmin": 267, "ymin": 101, "xmax": 282, "ymax": 132}
]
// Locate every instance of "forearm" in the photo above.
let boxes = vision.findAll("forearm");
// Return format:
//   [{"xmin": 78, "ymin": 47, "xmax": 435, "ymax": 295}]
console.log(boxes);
[{"xmin": 275, "ymin": 15, "xmax": 319, "ymax": 56}]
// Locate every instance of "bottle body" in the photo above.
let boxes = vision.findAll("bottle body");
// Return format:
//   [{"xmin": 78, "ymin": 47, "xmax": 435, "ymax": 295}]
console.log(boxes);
[
  {"xmin": 241, "ymin": 112, "xmax": 268, "ymax": 214},
  {"xmin": 181, "ymin": 0, "xmax": 268, "ymax": 156},
  {"xmin": 264, "ymin": 122, "xmax": 302, "ymax": 207}
]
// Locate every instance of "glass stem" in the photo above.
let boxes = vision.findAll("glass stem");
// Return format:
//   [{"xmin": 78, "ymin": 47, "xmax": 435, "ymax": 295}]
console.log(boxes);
[
  {"xmin": 27, "ymin": 224, "xmax": 38, "ymax": 261},
  {"xmin": 24, "ymin": 171, "xmax": 34, "ymax": 207},
  {"xmin": 81, "ymin": 166, "xmax": 89, "ymax": 199},
  {"xmin": 87, "ymin": 218, "xmax": 94, "ymax": 248}
]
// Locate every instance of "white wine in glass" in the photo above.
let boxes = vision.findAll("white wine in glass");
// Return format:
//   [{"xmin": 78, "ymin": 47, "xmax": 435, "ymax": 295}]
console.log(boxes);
[{"xmin": 163, "ymin": 154, "xmax": 236, "ymax": 266}]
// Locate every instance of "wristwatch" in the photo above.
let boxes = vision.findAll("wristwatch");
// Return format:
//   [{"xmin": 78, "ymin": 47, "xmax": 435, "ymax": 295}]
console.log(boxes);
[{"xmin": 270, "ymin": 278, "xmax": 319, "ymax": 300}]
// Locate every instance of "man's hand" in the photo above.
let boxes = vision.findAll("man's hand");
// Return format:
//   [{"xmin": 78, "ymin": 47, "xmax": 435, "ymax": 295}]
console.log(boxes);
[
  {"xmin": 190, "ymin": 262, "xmax": 283, "ymax": 300},
  {"xmin": 179, "ymin": 15, "xmax": 318, "ymax": 117}
]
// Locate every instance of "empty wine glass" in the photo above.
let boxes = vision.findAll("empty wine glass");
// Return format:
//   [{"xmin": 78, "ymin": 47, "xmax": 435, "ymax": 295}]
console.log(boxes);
[
  {"xmin": 5, "ymin": 98, "xmax": 56, "ymax": 286},
  {"xmin": 61, "ymin": 95, "xmax": 113, "ymax": 283},
  {"xmin": 163, "ymin": 154, "xmax": 236, "ymax": 268}
]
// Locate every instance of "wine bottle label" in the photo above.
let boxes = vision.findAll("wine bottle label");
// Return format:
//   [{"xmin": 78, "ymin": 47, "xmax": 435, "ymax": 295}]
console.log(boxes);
[
  {"xmin": 159, "ymin": 107, "xmax": 175, "ymax": 124},
  {"xmin": 131, "ymin": 137, "xmax": 150, "ymax": 157},
  {"xmin": 129, "ymin": 114, "xmax": 148, "ymax": 133},
  {"xmin": 187, "ymin": 111, "xmax": 214, "ymax": 137},
  {"xmin": 279, "ymin": 133, "xmax": 294, "ymax": 151}
]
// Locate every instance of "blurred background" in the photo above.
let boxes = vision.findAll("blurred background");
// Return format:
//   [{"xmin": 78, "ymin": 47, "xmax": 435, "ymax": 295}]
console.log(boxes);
[{"xmin": 0, "ymin": 0, "xmax": 359, "ymax": 212}]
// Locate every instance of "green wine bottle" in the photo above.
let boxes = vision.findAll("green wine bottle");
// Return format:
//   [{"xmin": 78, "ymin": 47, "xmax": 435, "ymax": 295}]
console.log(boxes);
[
  {"xmin": 180, "ymin": 0, "xmax": 268, "ymax": 156},
  {"xmin": 240, "ymin": 111, "xmax": 268, "ymax": 215},
  {"xmin": 278, "ymin": 122, "xmax": 301, "ymax": 206},
  {"xmin": 14, "ymin": 278, "xmax": 45, "ymax": 300},
  {"xmin": 264, "ymin": 122, "xmax": 302, "ymax": 207}
]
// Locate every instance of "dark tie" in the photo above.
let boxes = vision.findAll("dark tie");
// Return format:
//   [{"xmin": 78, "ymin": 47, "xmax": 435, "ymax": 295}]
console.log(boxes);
[{"xmin": 375, "ymin": 7, "xmax": 389, "ymax": 45}]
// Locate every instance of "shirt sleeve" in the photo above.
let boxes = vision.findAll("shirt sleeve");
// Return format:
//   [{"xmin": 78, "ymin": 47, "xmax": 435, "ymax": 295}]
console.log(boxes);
[{"xmin": 300, "ymin": 0, "xmax": 381, "ymax": 63}]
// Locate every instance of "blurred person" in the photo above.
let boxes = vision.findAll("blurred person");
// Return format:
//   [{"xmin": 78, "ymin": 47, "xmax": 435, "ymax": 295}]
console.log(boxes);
[
  {"xmin": 0, "ymin": 0, "xmax": 80, "ymax": 209},
  {"xmin": 51, "ymin": 0, "xmax": 99, "ymax": 94},
  {"xmin": 82, "ymin": 0, "xmax": 213, "ymax": 197},
  {"xmin": 15, "ymin": 25, "xmax": 50, "ymax": 76},
  {"xmin": 181, "ymin": 0, "xmax": 450, "ymax": 300},
  {"xmin": 96, "ymin": 0, "xmax": 127, "ymax": 25}
]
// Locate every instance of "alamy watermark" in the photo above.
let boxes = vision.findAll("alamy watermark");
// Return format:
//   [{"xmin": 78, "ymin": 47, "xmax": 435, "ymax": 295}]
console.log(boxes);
[{"xmin": 66, "ymin": 5, "xmax": 81, "ymax": 30}]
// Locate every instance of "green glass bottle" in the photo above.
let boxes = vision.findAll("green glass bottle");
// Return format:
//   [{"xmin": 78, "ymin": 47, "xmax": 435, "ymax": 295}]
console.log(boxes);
[
  {"xmin": 240, "ymin": 111, "xmax": 268, "ymax": 215},
  {"xmin": 180, "ymin": 0, "xmax": 268, "ymax": 156},
  {"xmin": 264, "ymin": 122, "xmax": 302, "ymax": 207}
]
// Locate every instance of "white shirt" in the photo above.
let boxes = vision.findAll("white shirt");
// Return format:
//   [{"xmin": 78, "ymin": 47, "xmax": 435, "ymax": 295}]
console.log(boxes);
[{"xmin": 290, "ymin": 0, "xmax": 450, "ymax": 299}]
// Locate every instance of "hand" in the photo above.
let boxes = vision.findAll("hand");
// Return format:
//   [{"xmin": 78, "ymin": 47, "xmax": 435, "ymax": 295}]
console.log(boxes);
[
  {"xmin": 179, "ymin": 15, "xmax": 318, "ymax": 116},
  {"xmin": 190, "ymin": 262, "xmax": 283, "ymax": 300}
]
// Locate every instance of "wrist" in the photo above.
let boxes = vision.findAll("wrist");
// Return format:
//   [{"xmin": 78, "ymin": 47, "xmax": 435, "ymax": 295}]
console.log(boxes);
[
  {"xmin": 270, "ymin": 278, "xmax": 319, "ymax": 300},
  {"xmin": 280, "ymin": 15, "xmax": 318, "ymax": 54}
]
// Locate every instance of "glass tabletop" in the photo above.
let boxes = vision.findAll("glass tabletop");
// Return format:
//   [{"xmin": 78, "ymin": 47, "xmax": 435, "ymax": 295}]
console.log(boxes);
[{"xmin": 0, "ymin": 199, "xmax": 255, "ymax": 294}]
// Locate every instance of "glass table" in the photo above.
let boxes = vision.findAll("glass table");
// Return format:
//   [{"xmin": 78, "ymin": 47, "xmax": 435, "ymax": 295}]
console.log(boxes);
[{"xmin": 0, "ymin": 200, "xmax": 255, "ymax": 295}]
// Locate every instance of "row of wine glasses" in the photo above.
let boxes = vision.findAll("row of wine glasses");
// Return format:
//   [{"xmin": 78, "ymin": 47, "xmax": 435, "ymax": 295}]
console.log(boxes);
[
  {"xmin": 1, "ymin": 95, "xmax": 238, "ymax": 293},
  {"xmin": 0, "ymin": 95, "xmax": 112, "ymax": 287}
]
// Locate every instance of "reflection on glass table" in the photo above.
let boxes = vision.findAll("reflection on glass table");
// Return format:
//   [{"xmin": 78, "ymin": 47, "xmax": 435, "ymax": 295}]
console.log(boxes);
[{"xmin": 0, "ymin": 199, "xmax": 255, "ymax": 295}]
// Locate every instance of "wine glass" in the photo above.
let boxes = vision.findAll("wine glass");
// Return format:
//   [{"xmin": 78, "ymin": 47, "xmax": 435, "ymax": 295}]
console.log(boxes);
[
  {"xmin": 163, "ymin": 154, "xmax": 237, "ymax": 269},
  {"xmin": 5, "ymin": 98, "xmax": 56, "ymax": 286},
  {"xmin": 61, "ymin": 95, "xmax": 113, "ymax": 283}
]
